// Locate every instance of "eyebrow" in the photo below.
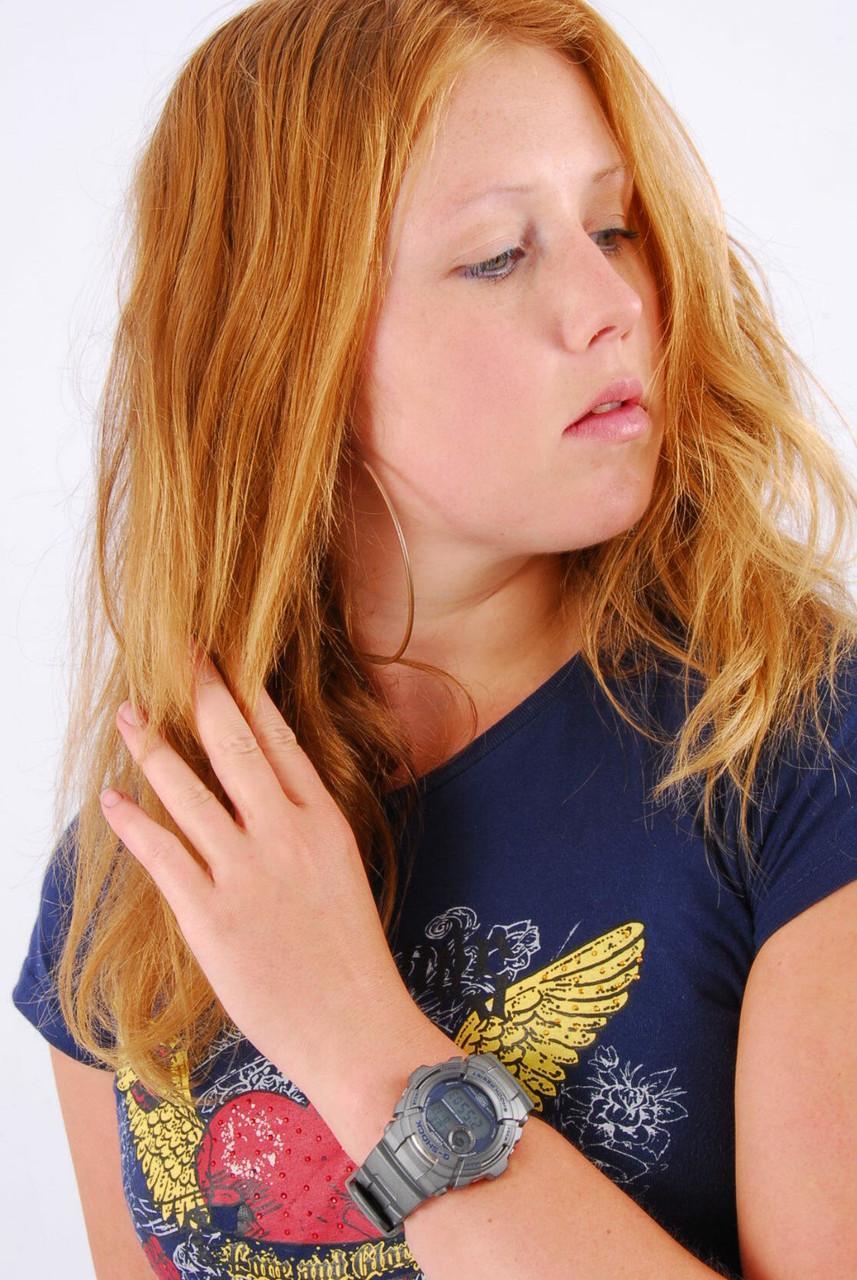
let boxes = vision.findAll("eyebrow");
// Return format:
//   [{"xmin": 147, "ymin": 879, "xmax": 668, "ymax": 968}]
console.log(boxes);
[{"xmin": 447, "ymin": 162, "xmax": 630, "ymax": 214}]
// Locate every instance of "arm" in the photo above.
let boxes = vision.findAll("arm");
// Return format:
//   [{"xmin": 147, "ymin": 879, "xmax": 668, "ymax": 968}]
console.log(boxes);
[
  {"xmin": 50, "ymin": 1046, "xmax": 153, "ymax": 1279},
  {"xmin": 314, "ymin": 878, "xmax": 857, "ymax": 1280},
  {"xmin": 311, "ymin": 1016, "xmax": 739, "ymax": 1280},
  {"xmin": 734, "ymin": 878, "xmax": 857, "ymax": 1280}
]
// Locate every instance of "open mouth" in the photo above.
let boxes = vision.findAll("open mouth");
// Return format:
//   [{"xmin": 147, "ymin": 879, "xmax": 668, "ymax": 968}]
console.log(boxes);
[{"xmin": 564, "ymin": 399, "xmax": 649, "ymax": 440}]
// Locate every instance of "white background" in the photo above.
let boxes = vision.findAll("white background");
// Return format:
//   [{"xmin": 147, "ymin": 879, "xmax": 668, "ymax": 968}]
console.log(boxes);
[{"xmin": 3, "ymin": 1, "xmax": 855, "ymax": 1270}]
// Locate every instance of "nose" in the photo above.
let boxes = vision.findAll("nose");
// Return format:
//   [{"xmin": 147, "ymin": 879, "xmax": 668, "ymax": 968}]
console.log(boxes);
[{"xmin": 555, "ymin": 228, "xmax": 644, "ymax": 351}]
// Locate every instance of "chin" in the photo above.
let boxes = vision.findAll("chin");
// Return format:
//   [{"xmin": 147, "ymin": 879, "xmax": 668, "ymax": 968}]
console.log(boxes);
[{"xmin": 574, "ymin": 501, "xmax": 652, "ymax": 551}]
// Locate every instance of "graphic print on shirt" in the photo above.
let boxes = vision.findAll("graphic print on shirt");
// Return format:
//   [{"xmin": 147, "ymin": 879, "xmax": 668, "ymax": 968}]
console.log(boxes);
[
  {"xmin": 116, "ymin": 1035, "xmax": 418, "ymax": 1279},
  {"xmin": 394, "ymin": 906, "xmax": 687, "ymax": 1190},
  {"xmin": 556, "ymin": 1042, "xmax": 689, "ymax": 1190},
  {"xmin": 114, "ymin": 907, "xmax": 681, "ymax": 1278}
]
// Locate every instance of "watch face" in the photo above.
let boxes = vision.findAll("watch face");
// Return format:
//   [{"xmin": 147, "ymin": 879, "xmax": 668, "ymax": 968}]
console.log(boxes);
[{"xmin": 423, "ymin": 1078, "xmax": 499, "ymax": 1155}]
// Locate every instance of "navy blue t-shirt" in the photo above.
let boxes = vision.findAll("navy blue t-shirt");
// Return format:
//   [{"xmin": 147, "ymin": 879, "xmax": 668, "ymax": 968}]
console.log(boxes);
[{"xmin": 12, "ymin": 647, "xmax": 857, "ymax": 1278}]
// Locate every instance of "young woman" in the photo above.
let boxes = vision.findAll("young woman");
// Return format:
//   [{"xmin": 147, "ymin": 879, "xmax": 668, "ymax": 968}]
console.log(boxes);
[{"xmin": 12, "ymin": 2, "xmax": 857, "ymax": 1277}]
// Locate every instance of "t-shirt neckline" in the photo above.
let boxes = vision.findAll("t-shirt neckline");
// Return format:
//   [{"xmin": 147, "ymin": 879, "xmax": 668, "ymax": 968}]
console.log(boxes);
[{"xmin": 382, "ymin": 647, "xmax": 585, "ymax": 800}]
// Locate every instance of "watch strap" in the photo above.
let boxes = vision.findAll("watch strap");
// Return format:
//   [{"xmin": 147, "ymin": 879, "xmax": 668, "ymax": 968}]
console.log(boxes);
[{"xmin": 345, "ymin": 1123, "xmax": 444, "ymax": 1236}]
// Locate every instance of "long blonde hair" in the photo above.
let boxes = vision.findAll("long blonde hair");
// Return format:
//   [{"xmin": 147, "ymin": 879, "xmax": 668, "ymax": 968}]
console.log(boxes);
[{"xmin": 48, "ymin": 0, "xmax": 857, "ymax": 1108}]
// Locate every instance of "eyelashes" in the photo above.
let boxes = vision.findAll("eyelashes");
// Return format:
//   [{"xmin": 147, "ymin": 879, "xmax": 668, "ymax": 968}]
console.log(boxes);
[{"xmin": 461, "ymin": 227, "xmax": 641, "ymax": 285}]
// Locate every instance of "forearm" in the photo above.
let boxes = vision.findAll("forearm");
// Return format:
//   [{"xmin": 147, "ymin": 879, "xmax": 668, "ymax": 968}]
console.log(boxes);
[
  {"xmin": 311, "ymin": 1011, "xmax": 740, "ymax": 1280},
  {"xmin": 405, "ymin": 1107, "xmax": 742, "ymax": 1280}
]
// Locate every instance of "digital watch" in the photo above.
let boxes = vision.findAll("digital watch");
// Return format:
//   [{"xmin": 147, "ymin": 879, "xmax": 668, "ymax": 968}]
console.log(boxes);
[{"xmin": 344, "ymin": 1050, "xmax": 535, "ymax": 1238}]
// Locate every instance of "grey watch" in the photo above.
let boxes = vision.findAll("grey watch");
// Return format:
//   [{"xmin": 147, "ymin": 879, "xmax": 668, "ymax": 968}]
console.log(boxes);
[{"xmin": 344, "ymin": 1050, "xmax": 535, "ymax": 1238}]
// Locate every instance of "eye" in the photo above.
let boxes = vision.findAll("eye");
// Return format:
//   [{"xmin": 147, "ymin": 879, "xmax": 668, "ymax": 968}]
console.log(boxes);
[
  {"xmin": 461, "ymin": 226, "xmax": 641, "ymax": 285},
  {"xmin": 461, "ymin": 245, "xmax": 527, "ymax": 285}
]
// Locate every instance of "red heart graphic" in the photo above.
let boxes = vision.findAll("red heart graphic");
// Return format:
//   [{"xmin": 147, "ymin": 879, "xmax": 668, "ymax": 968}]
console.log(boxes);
[{"xmin": 197, "ymin": 1090, "xmax": 380, "ymax": 1244}]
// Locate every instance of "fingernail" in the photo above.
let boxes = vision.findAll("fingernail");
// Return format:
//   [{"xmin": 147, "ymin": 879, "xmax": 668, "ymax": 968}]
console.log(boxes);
[
  {"xmin": 119, "ymin": 700, "xmax": 144, "ymax": 726},
  {"xmin": 101, "ymin": 788, "xmax": 122, "ymax": 808}
]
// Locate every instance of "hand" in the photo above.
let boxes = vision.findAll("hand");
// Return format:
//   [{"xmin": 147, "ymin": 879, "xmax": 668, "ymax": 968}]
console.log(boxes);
[{"xmin": 100, "ymin": 644, "xmax": 413, "ymax": 1100}]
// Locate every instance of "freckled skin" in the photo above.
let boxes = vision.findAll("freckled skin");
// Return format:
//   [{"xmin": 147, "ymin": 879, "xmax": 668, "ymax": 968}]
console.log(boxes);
[{"xmin": 342, "ymin": 41, "xmax": 665, "ymax": 759}]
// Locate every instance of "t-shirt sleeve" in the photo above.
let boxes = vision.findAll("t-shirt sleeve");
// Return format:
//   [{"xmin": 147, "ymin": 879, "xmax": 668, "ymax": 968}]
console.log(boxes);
[
  {"xmin": 744, "ymin": 650, "xmax": 857, "ymax": 956},
  {"xmin": 11, "ymin": 814, "xmax": 115, "ymax": 1069}
]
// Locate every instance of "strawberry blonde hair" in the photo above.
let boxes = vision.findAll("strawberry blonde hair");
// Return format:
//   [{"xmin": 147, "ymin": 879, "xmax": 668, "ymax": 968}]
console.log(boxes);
[{"xmin": 43, "ymin": 0, "xmax": 857, "ymax": 1107}]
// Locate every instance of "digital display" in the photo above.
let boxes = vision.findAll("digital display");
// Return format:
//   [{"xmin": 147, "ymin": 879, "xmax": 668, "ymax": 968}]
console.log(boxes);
[
  {"xmin": 444, "ymin": 1086, "xmax": 489, "ymax": 1133},
  {"xmin": 425, "ymin": 1082, "xmax": 495, "ymax": 1147},
  {"xmin": 426, "ymin": 1098, "xmax": 455, "ymax": 1138}
]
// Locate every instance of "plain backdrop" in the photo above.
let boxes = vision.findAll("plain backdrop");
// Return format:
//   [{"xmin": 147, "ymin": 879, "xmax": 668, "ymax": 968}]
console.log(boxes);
[{"xmin": 3, "ymin": 1, "xmax": 855, "ymax": 1269}]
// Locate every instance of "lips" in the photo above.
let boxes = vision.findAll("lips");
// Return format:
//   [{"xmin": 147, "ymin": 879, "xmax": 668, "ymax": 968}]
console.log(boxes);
[{"xmin": 571, "ymin": 376, "xmax": 644, "ymax": 426}]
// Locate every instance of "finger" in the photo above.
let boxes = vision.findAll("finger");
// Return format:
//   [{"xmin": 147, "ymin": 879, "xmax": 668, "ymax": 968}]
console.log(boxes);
[
  {"xmin": 116, "ymin": 704, "xmax": 241, "ymax": 874},
  {"xmin": 188, "ymin": 653, "xmax": 287, "ymax": 828},
  {"xmin": 100, "ymin": 788, "xmax": 216, "ymax": 923},
  {"xmin": 243, "ymin": 682, "xmax": 333, "ymax": 809},
  {"xmin": 208, "ymin": 645, "xmax": 330, "ymax": 810}
]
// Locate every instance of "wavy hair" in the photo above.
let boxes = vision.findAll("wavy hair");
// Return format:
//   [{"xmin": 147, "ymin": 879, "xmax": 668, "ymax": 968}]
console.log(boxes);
[{"xmin": 45, "ymin": 0, "xmax": 857, "ymax": 1108}]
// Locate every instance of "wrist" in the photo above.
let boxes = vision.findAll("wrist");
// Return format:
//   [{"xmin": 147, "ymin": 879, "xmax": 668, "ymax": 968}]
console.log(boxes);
[{"xmin": 321, "ymin": 1009, "xmax": 460, "ymax": 1167}]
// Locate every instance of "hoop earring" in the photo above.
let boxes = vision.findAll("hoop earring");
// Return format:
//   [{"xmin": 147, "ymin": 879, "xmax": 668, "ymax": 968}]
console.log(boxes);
[{"xmin": 351, "ymin": 457, "xmax": 415, "ymax": 665}]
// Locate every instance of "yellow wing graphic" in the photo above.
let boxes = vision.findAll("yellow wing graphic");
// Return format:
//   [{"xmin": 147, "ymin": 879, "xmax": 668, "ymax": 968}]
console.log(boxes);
[
  {"xmin": 453, "ymin": 921, "xmax": 645, "ymax": 1113},
  {"xmin": 116, "ymin": 1046, "xmax": 208, "ymax": 1229}
]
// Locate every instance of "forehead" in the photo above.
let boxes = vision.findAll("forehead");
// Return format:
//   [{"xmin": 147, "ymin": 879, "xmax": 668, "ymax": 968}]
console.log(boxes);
[{"xmin": 392, "ymin": 45, "xmax": 625, "ymax": 238}]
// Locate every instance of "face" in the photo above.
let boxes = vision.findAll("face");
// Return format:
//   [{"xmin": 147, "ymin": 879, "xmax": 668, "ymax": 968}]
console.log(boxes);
[{"xmin": 350, "ymin": 39, "xmax": 664, "ymax": 610}]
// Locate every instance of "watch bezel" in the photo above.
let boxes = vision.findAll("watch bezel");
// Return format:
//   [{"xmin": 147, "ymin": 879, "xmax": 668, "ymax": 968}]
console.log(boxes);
[{"xmin": 391, "ymin": 1053, "xmax": 530, "ymax": 1181}]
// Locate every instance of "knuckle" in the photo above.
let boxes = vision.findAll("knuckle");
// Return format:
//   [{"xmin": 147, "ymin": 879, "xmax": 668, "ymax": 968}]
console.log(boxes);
[
  {"xmin": 266, "ymin": 722, "xmax": 300, "ymax": 752},
  {"xmin": 215, "ymin": 728, "xmax": 261, "ymax": 758},
  {"xmin": 149, "ymin": 835, "xmax": 178, "ymax": 865},
  {"xmin": 177, "ymin": 778, "xmax": 218, "ymax": 812}
]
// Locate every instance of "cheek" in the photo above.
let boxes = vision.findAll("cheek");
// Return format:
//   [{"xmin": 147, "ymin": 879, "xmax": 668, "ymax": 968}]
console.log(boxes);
[
  {"xmin": 380, "ymin": 316, "xmax": 529, "ymax": 459},
  {"xmin": 405, "ymin": 326, "xmax": 522, "ymax": 429},
  {"xmin": 639, "ymin": 271, "xmax": 665, "ymax": 363},
  {"xmin": 431, "ymin": 330, "xmax": 540, "ymax": 464}
]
